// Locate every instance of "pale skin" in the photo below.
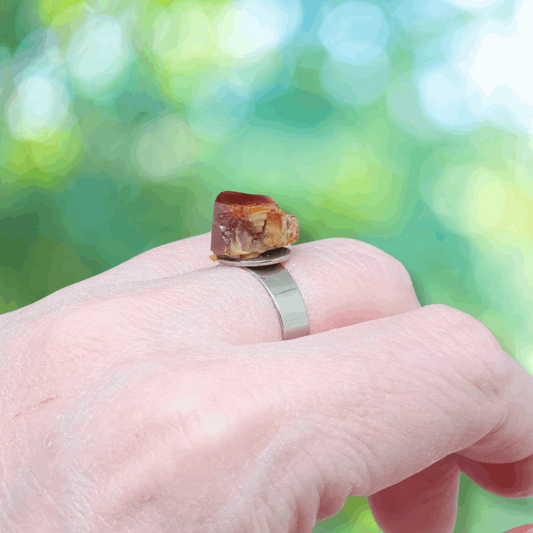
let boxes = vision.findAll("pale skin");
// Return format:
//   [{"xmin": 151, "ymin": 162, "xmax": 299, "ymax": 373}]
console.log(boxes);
[{"xmin": 1, "ymin": 233, "xmax": 533, "ymax": 533}]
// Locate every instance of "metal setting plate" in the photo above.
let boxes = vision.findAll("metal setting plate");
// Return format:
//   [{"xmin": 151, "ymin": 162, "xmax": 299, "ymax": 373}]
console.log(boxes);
[{"xmin": 216, "ymin": 247, "xmax": 291, "ymax": 267}]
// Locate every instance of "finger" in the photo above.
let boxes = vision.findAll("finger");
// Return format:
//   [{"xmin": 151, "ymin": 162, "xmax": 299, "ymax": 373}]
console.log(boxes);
[
  {"xmin": 367, "ymin": 455, "xmax": 461, "ymax": 533},
  {"xmin": 457, "ymin": 353, "xmax": 533, "ymax": 464},
  {"xmin": 504, "ymin": 526, "xmax": 533, "ymax": 533},
  {"xmin": 222, "ymin": 305, "xmax": 533, "ymax": 529},
  {"xmin": 456, "ymin": 454, "xmax": 533, "ymax": 499},
  {"xmin": 141, "ymin": 237, "xmax": 421, "ymax": 344},
  {"xmin": 365, "ymin": 346, "xmax": 533, "ymax": 532},
  {"xmin": 454, "ymin": 354, "xmax": 533, "ymax": 498},
  {"xmin": 452, "ymin": 354, "xmax": 533, "ymax": 499}
]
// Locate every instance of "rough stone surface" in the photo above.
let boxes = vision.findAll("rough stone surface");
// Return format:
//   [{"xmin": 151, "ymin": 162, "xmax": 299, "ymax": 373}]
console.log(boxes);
[{"xmin": 210, "ymin": 191, "xmax": 299, "ymax": 261}]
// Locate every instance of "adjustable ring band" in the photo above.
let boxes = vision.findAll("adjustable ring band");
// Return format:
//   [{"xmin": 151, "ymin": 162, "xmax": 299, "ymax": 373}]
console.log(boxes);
[
  {"xmin": 213, "ymin": 247, "xmax": 310, "ymax": 341},
  {"xmin": 244, "ymin": 264, "xmax": 310, "ymax": 341}
]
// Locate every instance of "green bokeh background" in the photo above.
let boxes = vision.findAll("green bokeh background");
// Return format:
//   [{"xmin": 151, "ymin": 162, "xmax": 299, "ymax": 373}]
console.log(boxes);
[{"xmin": 1, "ymin": 0, "xmax": 532, "ymax": 530}]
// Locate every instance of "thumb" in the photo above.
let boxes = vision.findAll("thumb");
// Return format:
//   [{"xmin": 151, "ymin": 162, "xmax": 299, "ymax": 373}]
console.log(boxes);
[{"xmin": 504, "ymin": 527, "xmax": 533, "ymax": 533}]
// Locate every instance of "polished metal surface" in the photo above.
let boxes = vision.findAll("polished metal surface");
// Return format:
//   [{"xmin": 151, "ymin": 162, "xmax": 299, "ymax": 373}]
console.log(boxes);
[
  {"xmin": 215, "ymin": 247, "xmax": 291, "ymax": 267},
  {"xmin": 214, "ymin": 246, "xmax": 309, "ymax": 340}
]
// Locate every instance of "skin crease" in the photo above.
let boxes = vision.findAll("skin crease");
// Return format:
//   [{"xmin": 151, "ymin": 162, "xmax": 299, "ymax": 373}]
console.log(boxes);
[{"xmin": 0, "ymin": 233, "xmax": 533, "ymax": 533}]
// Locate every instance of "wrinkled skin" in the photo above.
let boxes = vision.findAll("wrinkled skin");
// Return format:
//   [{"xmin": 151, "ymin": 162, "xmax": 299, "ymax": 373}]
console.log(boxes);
[{"xmin": 1, "ymin": 233, "xmax": 533, "ymax": 533}]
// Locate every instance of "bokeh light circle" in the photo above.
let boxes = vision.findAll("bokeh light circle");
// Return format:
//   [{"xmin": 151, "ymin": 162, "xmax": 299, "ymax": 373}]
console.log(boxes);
[
  {"xmin": 317, "ymin": 1, "xmax": 389, "ymax": 65},
  {"xmin": 6, "ymin": 74, "xmax": 70, "ymax": 142},
  {"xmin": 131, "ymin": 115, "xmax": 200, "ymax": 180},
  {"xmin": 317, "ymin": 2, "xmax": 391, "ymax": 106},
  {"xmin": 67, "ymin": 15, "xmax": 134, "ymax": 97},
  {"xmin": 216, "ymin": 0, "xmax": 303, "ymax": 60}
]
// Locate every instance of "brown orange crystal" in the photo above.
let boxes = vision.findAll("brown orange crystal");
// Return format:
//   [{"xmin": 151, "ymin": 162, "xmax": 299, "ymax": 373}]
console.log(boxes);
[{"xmin": 209, "ymin": 191, "xmax": 299, "ymax": 261}]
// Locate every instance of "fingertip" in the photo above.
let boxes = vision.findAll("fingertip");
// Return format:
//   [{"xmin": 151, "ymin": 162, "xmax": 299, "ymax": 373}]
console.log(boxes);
[{"xmin": 503, "ymin": 526, "xmax": 533, "ymax": 533}]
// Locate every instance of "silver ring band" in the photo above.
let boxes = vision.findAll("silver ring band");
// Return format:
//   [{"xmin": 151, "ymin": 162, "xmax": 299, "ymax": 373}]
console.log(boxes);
[{"xmin": 244, "ymin": 264, "xmax": 310, "ymax": 340}]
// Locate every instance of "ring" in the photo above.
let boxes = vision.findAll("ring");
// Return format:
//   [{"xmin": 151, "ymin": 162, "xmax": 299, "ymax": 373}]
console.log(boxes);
[
  {"xmin": 216, "ymin": 248, "xmax": 310, "ymax": 341},
  {"xmin": 244, "ymin": 263, "xmax": 310, "ymax": 341},
  {"xmin": 213, "ymin": 247, "xmax": 310, "ymax": 341},
  {"xmin": 209, "ymin": 191, "xmax": 310, "ymax": 340}
]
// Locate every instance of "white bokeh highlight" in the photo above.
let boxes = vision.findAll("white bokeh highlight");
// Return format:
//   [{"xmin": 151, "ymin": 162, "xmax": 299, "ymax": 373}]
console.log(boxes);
[
  {"xmin": 6, "ymin": 74, "xmax": 70, "ymax": 142},
  {"xmin": 317, "ymin": 1, "xmax": 389, "ymax": 65},
  {"xmin": 444, "ymin": 0, "xmax": 506, "ymax": 11},
  {"xmin": 67, "ymin": 15, "xmax": 133, "ymax": 96},
  {"xmin": 317, "ymin": 1, "xmax": 391, "ymax": 106},
  {"xmin": 131, "ymin": 116, "xmax": 200, "ymax": 180},
  {"xmin": 418, "ymin": 64, "xmax": 477, "ymax": 130},
  {"xmin": 417, "ymin": 0, "xmax": 533, "ymax": 134},
  {"xmin": 216, "ymin": 0, "xmax": 303, "ymax": 59}
]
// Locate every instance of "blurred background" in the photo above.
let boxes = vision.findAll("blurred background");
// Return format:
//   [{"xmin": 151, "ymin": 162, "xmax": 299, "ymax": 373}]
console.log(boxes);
[{"xmin": 1, "ymin": 0, "xmax": 532, "ymax": 530}]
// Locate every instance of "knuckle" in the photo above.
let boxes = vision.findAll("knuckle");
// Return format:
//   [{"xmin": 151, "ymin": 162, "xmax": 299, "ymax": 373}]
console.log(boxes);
[
  {"xmin": 423, "ymin": 304, "xmax": 511, "ymax": 400},
  {"xmin": 425, "ymin": 304, "xmax": 503, "ymax": 351},
  {"xmin": 380, "ymin": 252, "xmax": 414, "ymax": 293},
  {"xmin": 46, "ymin": 297, "xmax": 143, "ymax": 349},
  {"xmin": 323, "ymin": 237, "xmax": 414, "ymax": 294}
]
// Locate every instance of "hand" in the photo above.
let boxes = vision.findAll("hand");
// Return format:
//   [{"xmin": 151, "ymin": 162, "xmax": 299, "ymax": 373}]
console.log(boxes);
[{"xmin": 1, "ymin": 233, "xmax": 532, "ymax": 533}]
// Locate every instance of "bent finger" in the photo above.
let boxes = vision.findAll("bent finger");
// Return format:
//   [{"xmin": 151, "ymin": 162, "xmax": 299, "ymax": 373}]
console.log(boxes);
[
  {"xmin": 452, "ymin": 354, "xmax": 533, "ymax": 498},
  {"xmin": 225, "ymin": 305, "xmax": 533, "ymax": 526},
  {"xmin": 504, "ymin": 526, "xmax": 533, "ymax": 533},
  {"xmin": 367, "ymin": 455, "xmax": 461, "ymax": 533},
  {"xmin": 455, "ymin": 453, "xmax": 533, "ymax": 499}
]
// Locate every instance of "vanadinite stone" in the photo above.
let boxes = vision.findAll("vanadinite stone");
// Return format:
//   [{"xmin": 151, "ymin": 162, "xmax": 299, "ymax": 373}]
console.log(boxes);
[{"xmin": 210, "ymin": 191, "xmax": 299, "ymax": 261}]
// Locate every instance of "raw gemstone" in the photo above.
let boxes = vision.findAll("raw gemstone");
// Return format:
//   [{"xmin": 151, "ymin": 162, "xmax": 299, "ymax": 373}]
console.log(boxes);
[{"xmin": 210, "ymin": 191, "xmax": 299, "ymax": 261}]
